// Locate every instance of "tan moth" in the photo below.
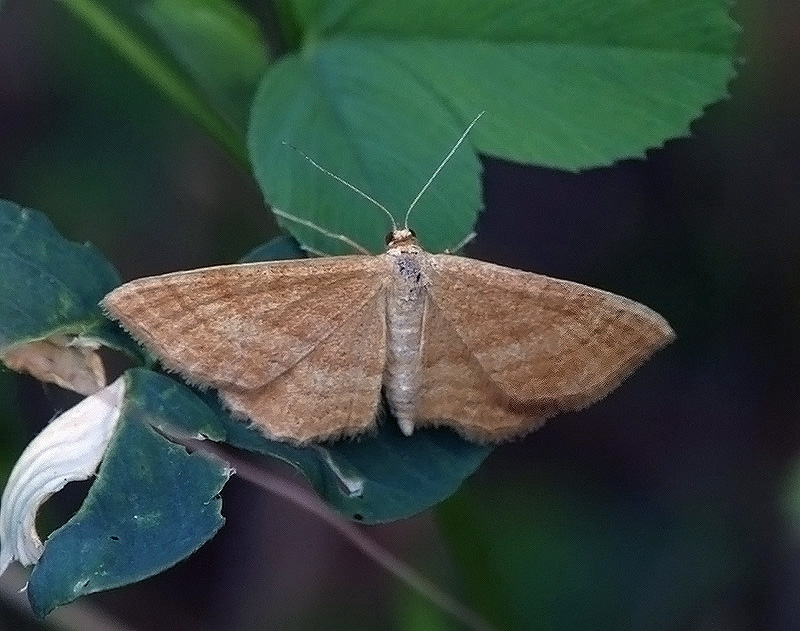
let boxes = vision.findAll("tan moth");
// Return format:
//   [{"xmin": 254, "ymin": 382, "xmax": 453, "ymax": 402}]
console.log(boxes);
[{"xmin": 102, "ymin": 115, "xmax": 674, "ymax": 444}]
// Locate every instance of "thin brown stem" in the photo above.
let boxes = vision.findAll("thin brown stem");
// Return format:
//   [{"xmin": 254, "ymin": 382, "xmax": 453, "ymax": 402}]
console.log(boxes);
[{"xmin": 200, "ymin": 442, "xmax": 498, "ymax": 631}]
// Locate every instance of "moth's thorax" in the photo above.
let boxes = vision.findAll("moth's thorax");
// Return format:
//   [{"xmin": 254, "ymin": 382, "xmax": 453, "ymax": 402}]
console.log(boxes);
[
  {"xmin": 386, "ymin": 228, "xmax": 421, "ymax": 252},
  {"xmin": 382, "ymin": 239, "xmax": 429, "ymax": 436}
]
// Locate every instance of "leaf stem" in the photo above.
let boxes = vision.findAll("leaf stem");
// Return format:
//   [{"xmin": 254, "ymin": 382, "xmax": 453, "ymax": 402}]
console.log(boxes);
[
  {"xmin": 53, "ymin": 0, "xmax": 249, "ymax": 168},
  {"xmin": 201, "ymin": 443, "xmax": 498, "ymax": 631},
  {"xmin": 265, "ymin": 0, "xmax": 301, "ymax": 57}
]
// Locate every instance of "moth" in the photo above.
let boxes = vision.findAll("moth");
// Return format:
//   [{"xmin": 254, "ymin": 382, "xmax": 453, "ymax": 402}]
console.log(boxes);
[{"xmin": 103, "ymin": 116, "xmax": 674, "ymax": 444}]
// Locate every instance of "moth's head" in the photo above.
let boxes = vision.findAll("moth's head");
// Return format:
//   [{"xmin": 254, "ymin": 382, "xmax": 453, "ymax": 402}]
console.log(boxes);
[{"xmin": 385, "ymin": 228, "xmax": 418, "ymax": 250}]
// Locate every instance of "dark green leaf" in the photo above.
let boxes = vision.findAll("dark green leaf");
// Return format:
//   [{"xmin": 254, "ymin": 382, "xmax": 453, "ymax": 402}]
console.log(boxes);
[
  {"xmin": 0, "ymin": 199, "xmax": 132, "ymax": 355},
  {"xmin": 209, "ymin": 395, "xmax": 491, "ymax": 524},
  {"xmin": 27, "ymin": 369, "xmax": 231, "ymax": 616},
  {"xmin": 140, "ymin": 0, "xmax": 269, "ymax": 133},
  {"xmin": 122, "ymin": 368, "xmax": 227, "ymax": 441},
  {"xmin": 318, "ymin": 420, "xmax": 489, "ymax": 524},
  {"xmin": 110, "ymin": 368, "xmax": 489, "ymax": 524}
]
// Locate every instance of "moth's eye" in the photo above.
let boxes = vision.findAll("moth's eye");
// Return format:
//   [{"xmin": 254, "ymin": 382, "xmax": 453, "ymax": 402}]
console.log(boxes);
[
  {"xmin": 385, "ymin": 232, "xmax": 394, "ymax": 245},
  {"xmin": 409, "ymin": 229, "xmax": 417, "ymax": 238}
]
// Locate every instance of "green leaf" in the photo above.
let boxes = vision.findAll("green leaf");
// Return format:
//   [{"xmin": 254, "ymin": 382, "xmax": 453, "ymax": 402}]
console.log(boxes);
[
  {"xmin": 140, "ymin": 0, "xmax": 269, "ymax": 133},
  {"xmin": 315, "ymin": 0, "xmax": 738, "ymax": 168},
  {"xmin": 0, "ymin": 199, "xmax": 131, "ymax": 354},
  {"xmin": 249, "ymin": 0, "xmax": 736, "ymax": 252},
  {"xmin": 27, "ymin": 369, "xmax": 231, "ymax": 617},
  {"xmin": 248, "ymin": 50, "xmax": 482, "ymax": 256},
  {"xmin": 55, "ymin": 0, "xmax": 247, "ymax": 166}
]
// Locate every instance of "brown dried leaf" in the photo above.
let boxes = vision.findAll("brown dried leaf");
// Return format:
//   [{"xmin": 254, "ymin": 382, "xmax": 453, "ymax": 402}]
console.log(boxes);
[{"xmin": 2, "ymin": 335, "xmax": 106, "ymax": 396}]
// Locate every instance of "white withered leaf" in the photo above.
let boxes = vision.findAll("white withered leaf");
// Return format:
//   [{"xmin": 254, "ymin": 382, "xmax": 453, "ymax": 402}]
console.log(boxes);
[{"xmin": 0, "ymin": 377, "xmax": 125, "ymax": 577}]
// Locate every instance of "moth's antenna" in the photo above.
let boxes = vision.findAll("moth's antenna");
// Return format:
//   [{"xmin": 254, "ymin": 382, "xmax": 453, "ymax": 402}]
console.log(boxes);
[
  {"xmin": 403, "ymin": 111, "xmax": 485, "ymax": 229},
  {"xmin": 282, "ymin": 142, "xmax": 397, "ymax": 232}
]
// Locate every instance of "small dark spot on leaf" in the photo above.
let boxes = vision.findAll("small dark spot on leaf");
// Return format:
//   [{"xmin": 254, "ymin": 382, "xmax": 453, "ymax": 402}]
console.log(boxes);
[
  {"xmin": 110, "ymin": 535, "xmax": 119, "ymax": 541},
  {"xmin": 353, "ymin": 513, "xmax": 364, "ymax": 521}
]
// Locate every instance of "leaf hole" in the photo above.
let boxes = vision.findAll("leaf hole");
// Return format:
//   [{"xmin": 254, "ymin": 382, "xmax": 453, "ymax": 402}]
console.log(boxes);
[
  {"xmin": 353, "ymin": 513, "xmax": 364, "ymax": 521},
  {"xmin": 109, "ymin": 535, "xmax": 119, "ymax": 541},
  {"xmin": 36, "ymin": 479, "xmax": 92, "ymax": 540}
]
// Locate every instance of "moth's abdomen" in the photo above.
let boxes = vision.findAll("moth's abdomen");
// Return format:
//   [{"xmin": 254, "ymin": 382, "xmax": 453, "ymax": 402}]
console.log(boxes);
[{"xmin": 384, "ymin": 251, "xmax": 426, "ymax": 435}]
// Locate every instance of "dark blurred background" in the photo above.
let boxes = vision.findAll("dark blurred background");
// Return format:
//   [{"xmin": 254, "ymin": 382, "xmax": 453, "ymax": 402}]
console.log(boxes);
[{"xmin": 1, "ymin": 0, "xmax": 799, "ymax": 630}]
